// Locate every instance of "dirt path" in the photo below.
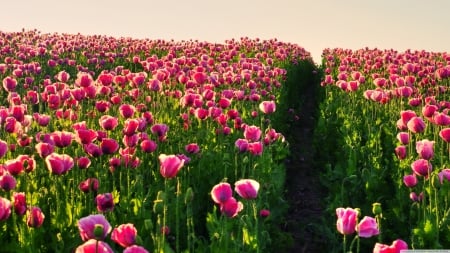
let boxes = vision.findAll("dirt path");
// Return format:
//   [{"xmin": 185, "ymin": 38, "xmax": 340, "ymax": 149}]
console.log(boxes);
[{"xmin": 282, "ymin": 80, "xmax": 328, "ymax": 252}]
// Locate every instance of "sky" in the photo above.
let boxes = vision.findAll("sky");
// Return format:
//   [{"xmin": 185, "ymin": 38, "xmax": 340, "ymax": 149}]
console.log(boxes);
[{"xmin": 1, "ymin": 0, "xmax": 449, "ymax": 64}]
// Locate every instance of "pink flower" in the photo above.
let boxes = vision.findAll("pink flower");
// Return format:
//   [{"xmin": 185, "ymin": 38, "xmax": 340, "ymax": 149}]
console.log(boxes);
[
  {"xmin": 76, "ymin": 129, "xmax": 98, "ymax": 144},
  {"xmin": 395, "ymin": 146, "xmax": 407, "ymax": 160},
  {"xmin": 235, "ymin": 179, "xmax": 260, "ymax": 200},
  {"xmin": 211, "ymin": 182, "xmax": 233, "ymax": 204},
  {"xmin": 400, "ymin": 110, "xmax": 417, "ymax": 125},
  {"xmin": 235, "ymin": 138, "xmax": 249, "ymax": 152},
  {"xmin": 415, "ymin": 139, "xmax": 434, "ymax": 160},
  {"xmin": 78, "ymin": 214, "xmax": 112, "ymax": 241},
  {"xmin": 3, "ymin": 76, "xmax": 17, "ymax": 92},
  {"xmin": 438, "ymin": 169, "xmax": 450, "ymax": 184},
  {"xmin": 151, "ymin": 123, "xmax": 169, "ymax": 141},
  {"xmin": 27, "ymin": 206, "xmax": 45, "ymax": 228},
  {"xmin": 100, "ymin": 138, "xmax": 119, "ymax": 155},
  {"xmin": 411, "ymin": 159, "xmax": 432, "ymax": 178},
  {"xmin": 111, "ymin": 223, "xmax": 137, "ymax": 248},
  {"xmin": 356, "ymin": 216, "xmax": 379, "ymax": 238},
  {"xmin": 159, "ymin": 154, "xmax": 184, "ymax": 178},
  {"xmin": 396, "ymin": 132, "xmax": 409, "ymax": 145},
  {"xmin": 13, "ymin": 192, "xmax": 27, "ymax": 216},
  {"xmin": 123, "ymin": 245, "xmax": 149, "ymax": 253},
  {"xmin": 0, "ymin": 197, "xmax": 11, "ymax": 221},
  {"xmin": 407, "ymin": 116, "xmax": 426, "ymax": 133},
  {"xmin": 260, "ymin": 209, "xmax": 271, "ymax": 218},
  {"xmin": 99, "ymin": 115, "xmax": 119, "ymax": 131},
  {"xmin": 259, "ymin": 101, "xmax": 276, "ymax": 114},
  {"xmin": 336, "ymin": 207, "xmax": 358, "ymax": 235},
  {"xmin": 140, "ymin": 139, "xmax": 157, "ymax": 153},
  {"xmin": 439, "ymin": 128, "xmax": 450, "ymax": 142},
  {"xmin": 79, "ymin": 178, "xmax": 99, "ymax": 193},
  {"xmin": 0, "ymin": 174, "xmax": 16, "ymax": 191},
  {"xmin": 220, "ymin": 197, "xmax": 243, "ymax": 218},
  {"xmin": 0, "ymin": 139, "xmax": 8, "ymax": 159},
  {"xmin": 244, "ymin": 125, "xmax": 262, "ymax": 142},
  {"xmin": 373, "ymin": 239, "xmax": 408, "ymax": 253},
  {"xmin": 185, "ymin": 143, "xmax": 200, "ymax": 154},
  {"xmin": 77, "ymin": 156, "xmax": 91, "ymax": 169},
  {"xmin": 119, "ymin": 104, "xmax": 136, "ymax": 118},
  {"xmin": 96, "ymin": 193, "xmax": 115, "ymax": 212},
  {"xmin": 35, "ymin": 142, "xmax": 55, "ymax": 158},
  {"xmin": 45, "ymin": 153, "xmax": 74, "ymax": 175},
  {"xmin": 75, "ymin": 239, "xmax": 113, "ymax": 253},
  {"xmin": 4, "ymin": 158, "xmax": 24, "ymax": 176},
  {"xmin": 248, "ymin": 141, "xmax": 264, "ymax": 156},
  {"xmin": 403, "ymin": 174, "xmax": 418, "ymax": 187}
]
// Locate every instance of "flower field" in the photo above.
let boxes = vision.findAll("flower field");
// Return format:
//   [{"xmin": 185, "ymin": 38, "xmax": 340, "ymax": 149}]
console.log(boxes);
[
  {"xmin": 0, "ymin": 30, "xmax": 315, "ymax": 252},
  {"xmin": 1, "ymin": 29, "xmax": 450, "ymax": 252},
  {"xmin": 318, "ymin": 48, "xmax": 450, "ymax": 251}
]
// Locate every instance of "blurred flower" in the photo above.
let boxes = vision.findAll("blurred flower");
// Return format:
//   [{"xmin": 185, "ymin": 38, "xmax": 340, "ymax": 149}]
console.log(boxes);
[
  {"xmin": 211, "ymin": 182, "xmax": 233, "ymax": 204},
  {"xmin": 75, "ymin": 239, "xmax": 113, "ymax": 253},
  {"xmin": 111, "ymin": 223, "xmax": 137, "ymax": 248},
  {"xmin": 159, "ymin": 154, "xmax": 184, "ymax": 178},
  {"xmin": 0, "ymin": 174, "xmax": 16, "ymax": 191},
  {"xmin": 27, "ymin": 206, "xmax": 45, "ymax": 228},
  {"xmin": 123, "ymin": 245, "xmax": 149, "ymax": 253},
  {"xmin": 356, "ymin": 216, "xmax": 379, "ymax": 238},
  {"xmin": 336, "ymin": 207, "xmax": 357, "ymax": 235},
  {"xmin": 259, "ymin": 100, "xmax": 276, "ymax": 114},
  {"xmin": 78, "ymin": 214, "xmax": 112, "ymax": 241},
  {"xmin": 234, "ymin": 179, "xmax": 260, "ymax": 200},
  {"xmin": 220, "ymin": 197, "xmax": 243, "ymax": 218},
  {"xmin": 13, "ymin": 192, "xmax": 26, "ymax": 216},
  {"xmin": 96, "ymin": 193, "xmax": 115, "ymax": 212}
]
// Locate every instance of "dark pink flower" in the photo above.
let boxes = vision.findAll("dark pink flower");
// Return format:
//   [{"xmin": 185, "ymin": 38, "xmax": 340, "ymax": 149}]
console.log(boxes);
[
  {"xmin": 438, "ymin": 169, "xmax": 450, "ymax": 184},
  {"xmin": 211, "ymin": 182, "xmax": 233, "ymax": 204},
  {"xmin": 3, "ymin": 76, "xmax": 17, "ymax": 92},
  {"xmin": 159, "ymin": 154, "xmax": 184, "ymax": 178},
  {"xmin": 122, "ymin": 134, "xmax": 139, "ymax": 148},
  {"xmin": 119, "ymin": 104, "xmax": 136, "ymax": 118},
  {"xmin": 185, "ymin": 143, "xmax": 200, "ymax": 154},
  {"xmin": 260, "ymin": 209, "xmax": 271, "ymax": 218},
  {"xmin": 151, "ymin": 124, "xmax": 169, "ymax": 141},
  {"xmin": 416, "ymin": 139, "xmax": 434, "ymax": 160},
  {"xmin": 395, "ymin": 146, "xmax": 407, "ymax": 160},
  {"xmin": 235, "ymin": 179, "xmax": 260, "ymax": 200},
  {"xmin": 140, "ymin": 139, "xmax": 157, "ymax": 153},
  {"xmin": 27, "ymin": 206, "xmax": 45, "ymax": 228},
  {"xmin": 79, "ymin": 177, "xmax": 99, "ymax": 193},
  {"xmin": 96, "ymin": 193, "xmax": 115, "ymax": 212},
  {"xmin": 220, "ymin": 197, "xmax": 243, "ymax": 218},
  {"xmin": 123, "ymin": 119, "xmax": 140, "ymax": 136},
  {"xmin": 111, "ymin": 223, "xmax": 137, "ymax": 248},
  {"xmin": 439, "ymin": 128, "xmax": 450, "ymax": 142},
  {"xmin": 123, "ymin": 245, "xmax": 149, "ymax": 253},
  {"xmin": 4, "ymin": 158, "xmax": 24, "ymax": 176},
  {"xmin": 400, "ymin": 110, "xmax": 417, "ymax": 125},
  {"xmin": 407, "ymin": 116, "xmax": 426, "ymax": 133},
  {"xmin": 336, "ymin": 207, "xmax": 357, "ymax": 235},
  {"xmin": 356, "ymin": 216, "xmax": 379, "ymax": 238},
  {"xmin": 0, "ymin": 197, "xmax": 11, "ymax": 221},
  {"xmin": 84, "ymin": 143, "xmax": 103, "ymax": 157},
  {"xmin": 99, "ymin": 115, "xmax": 119, "ymax": 131},
  {"xmin": 0, "ymin": 174, "xmax": 16, "ymax": 191},
  {"xmin": 373, "ymin": 239, "xmax": 408, "ymax": 253},
  {"xmin": 45, "ymin": 153, "xmax": 74, "ymax": 175},
  {"xmin": 76, "ymin": 129, "xmax": 98, "ymax": 144},
  {"xmin": 248, "ymin": 142, "xmax": 263, "ymax": 156},
  {"xmin": 235, "ymin": 138, "xmax": 249, "ymax": 152},
  {"xmin": 77, "ymin": 156, "xmax": 91, "ymax": 169},
  {"xmin": 244, "ymin": 125, "xmax": 262, "ymax": 142},
  {"xmin": 78, "ymin": 214, "xmax": 112, "ymax": 241},
  {"xmin": 75, "ymin": 239, "xmax": 113, "ymax": 253},
  {"xmin": 0, "ymin": 140, "xmax": 8, "ymax": 159},
  {"xmin": 100, "ymin": 138, "xmax": 119, "ymax": 155},
  {"xmin": 95, "ymin": 100, "xmax": 111, "ymax": 113},
  {"xmin": 411, "ymin": 159, "xmax": 432, "ymax": 178},
  {"xmin": 35, "ymin": 142, "xmax": 55, "ymax": 158},
  {"xmin": 403, "ymin": 174, "xmax": 418, "ymax": 187},
  {"xmin": 396, "ymin": 132, "xmax": 409, "ymax": 145},
  {"xmin": 12, "ymin": 192, "xmax": 26, "ymax": 216}
]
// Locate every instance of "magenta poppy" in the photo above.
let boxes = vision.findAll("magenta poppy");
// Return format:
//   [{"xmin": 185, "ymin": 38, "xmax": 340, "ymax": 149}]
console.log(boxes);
[
  {"xmin": 83, "ymin": 143, "xmax": 103, "ymax": 157},
  {"xmin": 415, "ymin": 139, "xmax": 434, "ymax": 160},
  {"xmin": 35, "ymin": 142, "xmax": 55, "ymax": 158},
  {"xmin": 119, "ymin": 104, "xmax": 136, "ymax": 118},
  {"xmin": 123, "ymin": 119, "xmax": 140, "ymax": 136},
  {"xmin": 95, "ymin": 100, "xmax": 111, "ymax": 113},
  {"xmin": 248, "ymin": 142, "xmax": 264, "ymax": 156},
  {"xmin": 395, "ymin": 146, "xmax": 407, "ymax": 160},
  {"xmin": 12, "ymin": 192, "xmax": 26, "ymax": 216},
  {"xmin": 140, "ymin": 139, "xmax": 157, "ymax": 153},
  {"xmin": 18, "ymin": 154, "xmax": 36, "ymax": 173},
  {"xmin": 220, "ymin": 197, "xmax": 243, "ymax": 218},
  {"xmin": 235, "ymin": 138, "xmax": 249, "ymax": 152},
  {"xmin": 433, "ymin": 112, "xmax": 450, "ymax": 126},
  {"xmin": 356, "ymin": 216, "xmax": 379, "ymax": 238},
  {"xmin": 403, "ymin": 174, "xmax": 418, "ymax": 188},
  {"xmin": 76, "ymin": 129, "xmax": 98, "ymax": 144},
  {"xmin": 77, "ymin": 156, "xmax": 91, "ymax": 170},
  {"xmin": 78, "ymin": 214, "xmax": 112, "ymax": 241},
  {"xmin": 98, "ymin": 115, "xmax": 119, "ymax": 131},
  {"xmin": 2, "ymin": 76, "xmax": 17, "ymax": 92},
  {"xmin": 159, "ymin": 154, "xmax": 184, "ymax": 178},
  {"xmin": 396, "ymin": 132, "xmax": 410, "ymax": 145},
  {"xmin": 4, "ymin": 158, "xmax": 24, "ymax": 176},
  {"xmin": 111, "ymin": 223, "xmax": 137, "ymax": 248},
  {"xmin": 4, "ymin": 116, "xmax": 20, "ymax": 134},
  {"xmin": 27, "ymin": 206, "xmax": 45, "ymax": 228},
  {"xmin": 100, "ymin": 138, "xmax": 119, "ymax": 155},
  {"xmin": 79, "ymin": 178, "xmax": 99, "ymax": 193},
  {"xmin": 373, "ymin": 239, "xmax": 408, "ymax": 253},
  {"xmin": 123, "ymin": 245, "xmax": 149, "ymax": 253},
  {"xmin": 151, "ymin": 123, "xmax": 169, "ymax": 141},
  {"xmin": 260, "ymin": 209, "xmax": 271, "ymax": 218},
  {"xmin": 185, "ymin": 143, "xmax": 200, "ymax": 154},
  {"xmin": 45, "ymin": 153, "xmax": 74, "ymax": 175},
  {"xmin": 411, "ymin": 159, "xmax": 432, "ymax": 178},
  {"xmin": 422, "ymin": 104, "xmax": 438, "ymax": 118},
  {"xmin": 33, "ymin": 113, "xmax": 50, "ymax": 126},
  {"xmin": 96, "ymin": 193, "xmax": 115, "ymax": 213},
  {"xmin": 0, "ymin": 197, "xmax": 11, "ymax": 221},
  {"xmin": 75, "ymin": 239, "xmax": 114, "ymax": 253},
  {"xmin": 0, "ymin": 174, "xmax": 16, "ymax": 191},
  {"xmin": 234, "ymin": 179, "xmax": 260, "ymax": 200},
  {"xmin": 259, "ymin": 101, "xmax": 276, "ymax": 114},
  {"xmin": 336, "ymin": 207, "xmax": 358, "ymax": 235},
  {"xmin": 122, "ymin": 134, "xmax": 139, "ymax": 148},
  {"xmin": 0, "ymin": 140, "xmax": 7, "ymax": 159},
  {"xmin": 75, "ymin": 72, "xmax": 94, "ymax": 87},
  {"xmin": 244, "ymin": 125, "xmax": 262, "ymax": 142},
  {"xmin": 438, "ymin": 169, "xmax": 450, "ymax": 184},
  {"xmin": 211, "ymin": 182, "xmax": 233, "ymax": 204},
  {"xmin": 400, "ymin": 110, "xmax": 417, "ymax": 125},
  {"xmin": 407, "ymin": 116, "xmax": 426, "ymax": 133},
  {"xmin": 439, "ymin": 128, "xmax": 450, "ymax": 142}
]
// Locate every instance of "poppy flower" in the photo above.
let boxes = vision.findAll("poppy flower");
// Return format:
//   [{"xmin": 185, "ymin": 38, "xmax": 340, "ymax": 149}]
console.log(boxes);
[
  {"xmin": 336, "ymin": 207, "xmax": 358, "ymax": 235},
  {"xmin": 95, "ymin": 193, "xmax": 115, "ymax": 212},
  {"xmin": 111, "ymin": 223, "xmax": 137, "ymax": 248},
  {"xmin": 211, "ymin": 182, "xmax": 233, "ymax": 204},
  {"xmin": 159, "ymin": 154, "xmax": 184, "ymax": 178},
  {"xmin": 27, "ymin": 206, "xmax": 45, "ymax": 228},
  {"xmin": 234, "ymin": 179, "xmax": 260, "ymax": 200}
]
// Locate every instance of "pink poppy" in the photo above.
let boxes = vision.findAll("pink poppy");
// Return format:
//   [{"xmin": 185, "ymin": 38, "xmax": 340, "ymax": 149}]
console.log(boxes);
[
  {"xmin": 35, "ymin": 142, "xmax": 55, "ymax": 158},
  {"xmin": 119, "ymin": 104, "xmax": 136, "ymax": 118},
  {"xmin": 0, "ymin": 140, "xmax": 8, "ymax": 159},
  {"xmin": 336, "ymin": 207, "xmax": 358, "ymax": 235},
  {"xmin": 33, "ymin": 113, "xmax": 50, "ymax": 126},
  {"xmin": 410, "ymin": 192, "xmax": 424, "ymax": 202},
  {"xmin": 185, "ymin": 143, "xmax": 200, "ymax": 154},
  {"xmin": 3, "ymin": 76, "xmax": 17, "ymax": 92},
  {"xmin": 260, "ymin": 209, "xmax": 271, "ymax": 218},
  {"xmin": 403, "ymin": 174, "xmax": 418, "ymax": 187},
  {"xmin": 0, "ymin": 173, "xmax": 16, "ymax": 191},
  {"xmin": 123, "ymin": 134, "xmax": 139, "ymax": 148},
  {"xmin": 159, "ymin": 154, "xmax": 184, "ymax": 178},
  {"xmin": 75, "ymin": 239, "xmax": 114, "ymax": 253},
  {"xmin": 4, "ymin": 116, "xmax": 21, "ymax": 134},
  {"xmin": 373, "ymin": 239, "xmax": 408, "ymax": 253},
  {"xmin": 433, "ymin": 112, "xmax": 450, "ymax": 126},
  {"xmin": 75, "ymin": 72, "xmax": 94, "ymax": 87},
  {"xmin": 259, "ymin": 101, "xmax": 276, "ymax": 114},
  {"xmin": 395, "ymin": 146, "xmax": 407, "ymax": 160},
  {"xmin": 83, "ymin": 143, "xmax": 103, "ymax": 157},
  {"xmin": 248, "ymin": 142, "xmax": 263, "ymax": 156},
  {"xmin": 439, "ymin": 128, "xmax": 450, "ymax": 142},
  {"xmin": 100, "ymin": 138, "xmax": 119, "ymax": 155},
  {"xmin": 151, "ymin": 123, "xmax": 169, "ymax": 141},
  {"xmin": 123, "ymin": 245, "xmax": 149, "ymax": 253},
  {"xmin": 12, "ymin": 192, "xmax": 26, "ymax": 216},
  {"xmin": 27, "ymin": 206, "xmax": 45, "ymax": 228},
  {"xmin": 411, "ymin": 159, "xmax": 432, "ymax": 178},
  {"xmin": 220, "ymin": 197, "xmax": 243, "ymax": 218},
  {"xmin": 78, "ymin": 214, "xmax": 112, "ymax": 241},
  {"xmin": 140, "ymin": 139, "xmax": 157, "ymax": 153},
  {"xmin": 235, "ymin": 138, "xmax": 249, "ymax": 152},
  {"xmin": 211, "ymin": 182, "xmax": 233, "ymax": 204},
  {"xmin": 235, "ymin": 179, "xmax": 260, "ymax": 200},
  {"xmin": 45, "ymin": 153, "xmax": 74, "ymax": 175},
  {"xmin": 438, "ymin": 169, "xmax": 450, "ymax": 184},
  {"xmin": 4, "ymin": 158, "xmax": 24, "ymax": 176},
  {"xmin": 76, "ymin": 129, "xmax": 98, "ymax": 144},
  {"xmin": 99, "ymin": 115, "xmax": 119, "ymax": 131},
  {"xmin": 77, "ymin": 156, "xmax": 91, "ymax": 169},
  {"xmin": 123, "ymin": 119, "xmax": 140, "ymax": 136},
  {"xmin": 0, "ymin": 197, "xmax": 11, "ymax": 221},
  {"xmin": 422, "ymin": 104, "xmax": 438, "ymax": 118},
  {"xmin": 111, "ymin": 223, "xmax": 137, "ymax": 248},
  {"xmin": 407, "ymin": 116, "xmax": 426, "ymax": 133},
  {"xmin": 400, "ymin": 110, "xmax": 417, "ymax": 125},
  {"xmin": 396, "ymin": 132, "xmax": 410, "ymax": 145},
  {"xmin": 415, "ymin": 139, "xmax": 434, "ymax": 160},
  {"xmin": 79, "ymin": 178, "xmax": 99, "ymax": 193},
  {"xmin": 95, "ymin": 193, "xmax": 115, "ymax": 212},
  {"xmin": 356, "ymin": 216, "xmax": 379, "ymax": 238},
  {"xmin": 95, "ymin": 100, "xmax": 111, "ymax": 113},
  {"xmin": 244, "ymin": 125, "xmax": 262, "ymax": 142}
]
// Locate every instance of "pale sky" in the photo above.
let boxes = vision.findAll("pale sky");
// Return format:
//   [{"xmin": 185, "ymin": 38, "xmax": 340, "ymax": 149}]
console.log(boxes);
[{"xmin": 1, "ymin": 0, "xmax": 449, "ymax": 63}]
